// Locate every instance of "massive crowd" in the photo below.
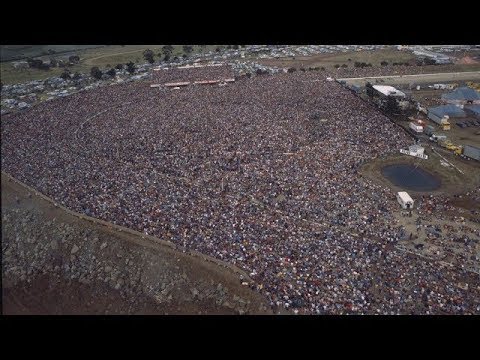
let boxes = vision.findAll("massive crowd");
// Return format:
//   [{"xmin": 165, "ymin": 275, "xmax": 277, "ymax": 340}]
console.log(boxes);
[
  {"xmin": 152, "ymin": 65, "xmax": 235, "ymax": 84},
  {"xmin": 2, "ymin": 69, "xmax": 479, "ymax": 314}
]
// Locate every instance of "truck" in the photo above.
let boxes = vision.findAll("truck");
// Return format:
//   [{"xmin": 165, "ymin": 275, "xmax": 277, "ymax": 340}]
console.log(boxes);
[
  {"xmin": 463, "ymin": 144, "xmax": 480, "ymax": 161},
  {"xmin": 430, "ymin": 133, "xmax": 447, "ymax": 142},
  {"xmin": 439, "ymin": 139, "xmax": 454, "ymax": 149},
  {"xmin": 424, "ymin": 125, "xmax": 435, "ymax": 136},
  {"xmin": 409, "ymin": 122, "xmax": 423, "ymax": 133}
]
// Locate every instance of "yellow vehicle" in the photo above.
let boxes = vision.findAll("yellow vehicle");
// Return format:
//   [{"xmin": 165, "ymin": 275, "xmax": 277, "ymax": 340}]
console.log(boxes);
[
  {"xmin": 439, "ymin": 139, "xmax": 453, "ymax": 149},
  {"xmin": 453, "ymin": 146, "xmax": 463, "ymax": 156},
  {"xmin": 442, "ymin": 122, "xmax": 451, "ymax": 131},
  {"xmin": 446, "ymin": 143, "xmax": 457, "ymax": 151},
  {"xmin": 466, "ymin": 82, "xmax": 480, "ymax": 91}
]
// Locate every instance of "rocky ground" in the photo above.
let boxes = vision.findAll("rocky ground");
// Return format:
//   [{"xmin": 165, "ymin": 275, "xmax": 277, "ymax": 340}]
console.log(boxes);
[{"xmin": 2, "ymin": 173, "xmax": 274, "ymax": 315}]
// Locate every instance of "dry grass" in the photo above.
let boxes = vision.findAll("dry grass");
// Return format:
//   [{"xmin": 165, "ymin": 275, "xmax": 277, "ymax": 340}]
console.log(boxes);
[{"xmin": 1, "ymin": 45, "xmax": 222, "ymax": 85}]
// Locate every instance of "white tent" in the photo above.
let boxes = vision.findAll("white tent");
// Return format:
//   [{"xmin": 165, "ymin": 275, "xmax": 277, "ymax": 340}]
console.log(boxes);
[{"xmin": 396, "ymin": 192, "xmax": 414, "ymax": 209}]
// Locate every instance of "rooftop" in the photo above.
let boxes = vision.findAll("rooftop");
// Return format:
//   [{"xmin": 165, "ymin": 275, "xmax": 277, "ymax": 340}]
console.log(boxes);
[
  {"xmin": 442, "ymin": 87, "xmax": 480, "ymax": 102},
  {"xmin": 372, "ymin": 85, "xmax": 406, "ymax": 97}
]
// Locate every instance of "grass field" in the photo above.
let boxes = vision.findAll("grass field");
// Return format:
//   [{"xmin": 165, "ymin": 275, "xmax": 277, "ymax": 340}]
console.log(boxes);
[
  {"xmin": 258, "ymin": 49, "xmax": 417, "ymax": 69},
  {"xmin": 0, "ymin": 45, "xmax": 223, "ymax": 85}
]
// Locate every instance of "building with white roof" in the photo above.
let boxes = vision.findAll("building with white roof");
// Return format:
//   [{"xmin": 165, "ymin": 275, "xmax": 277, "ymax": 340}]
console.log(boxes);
[
  {"xmin": 396, "ymin": 191, "xmax": 414, "ymax": 209},
  {"xmin": 372, "ymin": 85, "xmax": 406, "ymax": 98}
]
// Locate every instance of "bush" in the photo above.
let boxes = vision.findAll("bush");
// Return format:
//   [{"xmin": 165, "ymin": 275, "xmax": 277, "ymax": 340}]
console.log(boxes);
[
  {"xmin": 69, "ymin": 55, "xmax": 80, "ymax": 64},
  {"xmin": 60, "ymin": 70, "xmax": 71, "ymax": 80},
  {"xmin": 334, "ymin": 64, "xmax": 340, "ymax": 69},
  {"xmin": 106, "ymin": 68, "xmax": 116, "ymax": 77},
  {"xmin": 90, "ymin": 67, "xmax": 103, "ymax": 80},
  {"xmin": 143, "ymin": 49, "xmax": 155, "ymax": 64},
  {"xmin": 125, "ymin": 62, "xmax": 135, "ymax": 74},
  {"xmin": 115, "ymin": 64, "xmax": 123, "ymax": 70},
  {"xmin": 341, "ymin": 64, "xmax": 348, "ymax": 68},
  {"xmin": 380, "ymin": 61, "xmax": 388, "ymax": 66},
  {"xmin": 287, "ymin": 67, "xmax": 297, "ymax": 73}
]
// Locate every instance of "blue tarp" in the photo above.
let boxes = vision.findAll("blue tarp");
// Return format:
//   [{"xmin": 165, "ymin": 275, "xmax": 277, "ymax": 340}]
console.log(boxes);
[
  {"xmin": 465, "ymin": 104, "xmax": 480, "ymax": 116},
  {"xmin": 428, "ymin": 104, "xmax": 466, "ymax": 118},
  {"xmin": 442, "ymin": 87, "xmax": 480, "ymax": 102}
]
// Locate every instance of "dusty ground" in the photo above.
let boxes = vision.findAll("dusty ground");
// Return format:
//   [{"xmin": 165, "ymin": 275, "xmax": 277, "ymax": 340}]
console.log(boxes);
[
  {"xmin": 359, "ymin": 152, "xmax": 480, "ymax": 197},
  {"xmin": 360, "ymin": 153, "xmax": 480, "ymax": 276},
  {"xmin": 1, "ymin": 173, "xmax": 276, "ymax": 315}
]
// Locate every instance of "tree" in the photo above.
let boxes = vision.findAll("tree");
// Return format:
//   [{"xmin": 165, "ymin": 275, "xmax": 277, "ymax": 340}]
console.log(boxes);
[
  {"xmin": 60, "ymin": 69, "xmax": 71, "ymax": 80},
  {"xmin": 49, "ymin": 57, "xmax": 58, "ymax": 67},
  {"xmin": 68, "ymin": 55, "xmax": 79, "ymax": 63},
  {"xmin": 125, "ymin": 62, "xmax": 135, "ymax": 74},
  {"xmin": 69, "ymin": 55, "xmax": 80, "ymax": 64},
  {"xmin": 106, "ymin": 68, "xmax": 116, "ymax": 77},
  {"xmin": 90, "ymin": 66, "xmax": 103, "ymax": 80},
  {"xmin": 162, "ymin": 45, "xmax": 174, "ymax": 57},
  {"xmin": 115, "ymin": 63, "xmax": 124, "ymax": 70},
  {"xmin": 365, "ymin": 82, "xmax": 375, "ymax": 98},
  {"xmin": 182, "ymin": 54, "xmax": 188, "ymax": 59},
  {"xmin": 164, "ymin": 54, "xmax": 170, "ymax": 62},
  {"xmin": 215, "ymin": 47, "xmax": 221, "ymax": 52},
  {"xmin": 334, "ymin": 64, "xmax": 340, "ymax": 69},
  {"xmin": 143, "ymin": 49, "xmax": 155, "ymax": 64},
  {"xmin": 182, "ymin": 45, "xmax": 193, "ymax": 55},
  {"xmin": 287, "ymin": 67, "xmax": 296, "ymax": 73},
  {"xmin": 72, "ymin": 72, "xmax": 81, "ymax": 80},
  {"xmin": 381, "ymin": 61, "xmax": 388, "ymax": 66},
  {"xmin": 341, "ymin": 64, "xmax": 348, "ymax": 68}
]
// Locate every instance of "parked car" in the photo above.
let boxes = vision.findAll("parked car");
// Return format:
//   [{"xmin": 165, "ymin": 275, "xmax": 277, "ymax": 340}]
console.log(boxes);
[
  {"xmin": 457, "ymin": 122, "xmax": 466, "ymax": 128},
  {"xmin": 473, "ymin": 120, "xmax": 480, "ymax": 126}
]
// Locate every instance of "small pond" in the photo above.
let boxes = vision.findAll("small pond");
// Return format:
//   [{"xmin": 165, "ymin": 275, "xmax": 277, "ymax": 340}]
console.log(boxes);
[{"xmin": 381, "ymin": 164, "xmax": 441, "ymax": 191}]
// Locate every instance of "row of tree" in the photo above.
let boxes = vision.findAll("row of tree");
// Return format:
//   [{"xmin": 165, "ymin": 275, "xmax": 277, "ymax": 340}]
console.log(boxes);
[
  {"xmin": 88, "ymin": 62, "xmax": 136, "ymax": 80},
  {"xmin": 26, "ymin": 55, "xmax": 80, "ymax": 71}
]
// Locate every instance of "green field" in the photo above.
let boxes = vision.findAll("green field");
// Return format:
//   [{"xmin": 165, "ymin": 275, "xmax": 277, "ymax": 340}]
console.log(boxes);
[
  {"xmin": 1, "ymin": 45, "xmax": 224, "ymax": 85},
  {"xmin": 258, "ymin": 49, "xmax": 417, "ymax": 69}
]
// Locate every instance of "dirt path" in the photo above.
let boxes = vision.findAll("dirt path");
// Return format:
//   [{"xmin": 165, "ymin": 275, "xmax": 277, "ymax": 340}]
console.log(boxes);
[
  {"xmin": 84, "ymin": 48, "xmax": 148, "ymax": 64},
  {"xmin": 2, "ymin": 173, "xmax": 275, "ymax": 315}
]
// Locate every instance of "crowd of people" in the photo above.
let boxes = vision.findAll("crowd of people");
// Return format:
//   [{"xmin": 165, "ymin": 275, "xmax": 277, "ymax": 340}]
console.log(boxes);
[
  {"xmin": 2, "ymin": 69, "xmax": 479, "ymax": 314},
  {"xmin": 152, "ymin": 65, "xmax": 235, "ymax": 84}
]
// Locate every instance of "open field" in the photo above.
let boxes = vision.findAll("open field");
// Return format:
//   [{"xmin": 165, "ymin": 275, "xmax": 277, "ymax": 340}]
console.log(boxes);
[
  {"xmin": 257, "ymin": 49, "xmax": 416, "ymax": 69},
  {"xmin": 0, "ymin": 45, "xmax": 222, "ymax": 85},
  {"xmin": 2, "ymin": 172, "xmax": 273, "ymax": 315},
  {"xmin": 0, "ymin": 45, "xmax": 106, "ymax": 62},
  {"xmin": 338, "ymin": 71, "xmax": 480, "ymax": 87}
]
